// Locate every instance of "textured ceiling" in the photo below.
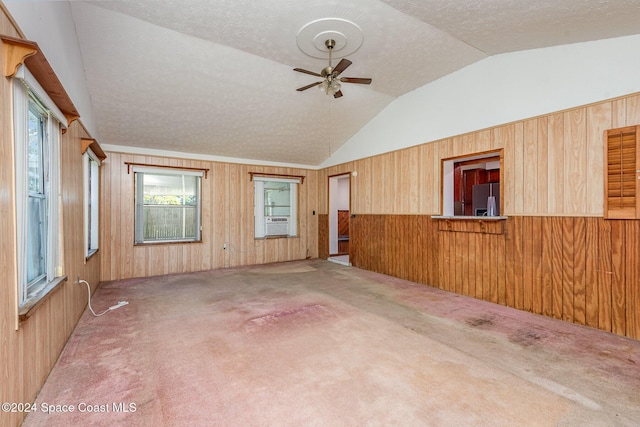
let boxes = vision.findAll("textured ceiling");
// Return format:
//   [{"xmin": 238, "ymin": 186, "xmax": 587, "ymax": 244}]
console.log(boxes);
[{"xmin": 66, "ymin": 0, "xmax": 640, "ymax": 166}]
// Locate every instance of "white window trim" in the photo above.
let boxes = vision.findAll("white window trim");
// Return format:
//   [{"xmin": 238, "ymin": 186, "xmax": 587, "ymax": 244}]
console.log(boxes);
[
  {"xmin": 133, "ymin": 166, "xmax": 203, "ymax": 244},
  {"xmin": 14, "ymin": 65, "xmax": 68, "ymax": 129},
  {"xmin": 14, "ymin": 75, "xmax": 63, "ymax": 307},
  {"xmin": 84, "ymin": 148, "xmax": 101, "ymax": 258},
  {"xmin": 254, "ymin": 176, "xmax": 299, "ymax": 239}
]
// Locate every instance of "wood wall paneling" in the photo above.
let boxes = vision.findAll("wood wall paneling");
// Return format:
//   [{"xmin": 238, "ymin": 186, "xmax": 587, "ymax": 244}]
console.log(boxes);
[
  {"xmin": 564, "ymin": 109, "xmax": 587, "ymax": 214},
  {"xmin": 586, "ymin": 103, "xmax": 611, "ymax": 215},
  {"xmin": 349, "ymin": 215, "xmax": 640, "ymax": 341},
  {"xmin": 550, "ymin": 217, "xmax": 563, "ymax": 319},
  {"xmin": 318, "ymin": 214, "xmax": 329, "ymax": 260},
  {"xmin": 329, "ymin": 92, "xmax": 640, "ymax": 344},
  {"xmin": 626, "ymin": 94, "xmax": 640, "ymax": 125},
  {"xmin": 625, "ymin": 220, "xmax": 640, "ymax": 338},
  {"xmin": 610, "ymin": 220, "xmax": 626, "ymax": 336},
  {"xmin": 548, "ymin": 113, "xmax": 565, "ymax": 214},
  {"xmin": 536, "ymin": 116, "xmax": 549, "ymax": 214},
  {"xmin": 321, "ymin": 95, "xmax": 640, "ymax": 220},
  {"xmin": 521, "ymin": 216, "xmax": 534, "ymax": 312},
  {"xmin": 612, "ymin": 98, "xmax": 626, "ymax": 128},
  {"xmin": 321, "ymin": 84, "xmax": 640, "ymax": 341},
  {"xmin": 531, "ymin": 217, "xmax": 544, "ymax": 315},
  {"xmin": 415, "ymin": 215, "xmax": 425, "ymax": 284},
  {"xmin": 522, "ymin": 120, "xmax": 538, "ymax": 214},
  {"xmin": 573, "ymin": 217, "xmax": 587, "ymax": 325},
  {"xmin": 101, "ymin": 154, "xmax": 317, "ymax": 281},
  {"xmin": 513, "ymin": 122, "xmax": 525, "ymax": 214},
  {"xmin": 597, "ymin": 218, "xmax": 613, "ymax": 332},
  {"xmin": 561, "ymin": 217, "xmax": 575, "ymax": 323},
  {"xmin": 1, "ymin": 94, "xmax": 101, "ymax": 426},
  {"xmin": 584, "ymin": 218, "xmax": 599, "ymax": 328},
  {"xmin": 0, "ymin": 25, "xmax": 21, "ymax": 427}
]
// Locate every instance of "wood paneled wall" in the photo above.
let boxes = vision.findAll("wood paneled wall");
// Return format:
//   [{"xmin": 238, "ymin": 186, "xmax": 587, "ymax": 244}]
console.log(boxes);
[
  {"xmin": 317, "ymin": 94, "xmax": 640, "ymax": 216},
  {"xmin": 1, "ymin": 123, "xmax": 102, "ymax": 427},
  {"xmin": 349, "ymin": 215, "xmax": 441, "ymax": 286},
  {"xmin": 0, "ymin": 62, "xmax": 100, "ymax": 427},
  {"xmin": 350, "ymin": 215, "xmax": 640, "ymax": 340},
  {"xmin": 318, "ymin": 92, "xmax": 640, "ymax": 341},
  {"xmin": 1, "ymin": 8, "xmax": 102, "ymax": 425},
  {"xmin": 100, "ymin": 152, "xmax": 318, "ymax": 281},
  {"xmin": 318, "ymin": 214, "xmax": 329, "ymax": 260}
]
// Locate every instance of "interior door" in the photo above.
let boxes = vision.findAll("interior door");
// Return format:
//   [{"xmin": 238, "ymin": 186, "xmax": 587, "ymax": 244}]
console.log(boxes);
[{"xmin": 328, "ymin": 173, "xmax": 350, "ymax": 256}]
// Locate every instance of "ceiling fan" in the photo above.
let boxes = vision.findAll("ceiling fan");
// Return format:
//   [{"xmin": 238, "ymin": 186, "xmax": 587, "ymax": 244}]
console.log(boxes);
[{"xmin": 294, "ymin": 39, "xmax": 372, "ymax": 98}]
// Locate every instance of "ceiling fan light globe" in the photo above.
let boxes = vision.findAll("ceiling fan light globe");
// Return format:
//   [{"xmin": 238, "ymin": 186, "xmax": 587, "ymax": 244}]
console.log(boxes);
[
  {"xmin": 331, "ymin": 81, "xmax": 341, "ymax": 93},
  {"xmin": 319, "ymin": 80, "xmax": 329, "ymax": 92}
]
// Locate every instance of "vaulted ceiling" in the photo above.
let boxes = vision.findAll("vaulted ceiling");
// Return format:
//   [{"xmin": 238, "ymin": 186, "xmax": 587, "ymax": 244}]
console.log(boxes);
[{"xmin": 60, "ymin": 1, "xmax": 640, "ymax": 166}]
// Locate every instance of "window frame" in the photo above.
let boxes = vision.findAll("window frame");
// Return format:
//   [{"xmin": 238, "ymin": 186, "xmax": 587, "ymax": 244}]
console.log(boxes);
[
  {"xmin": 441, "ymin": 149, "xmax": 503, "ymax": 217},
  {"xmin": 254, "ymin": 176, "xmax": 299, "ymax": 239},
  {"xmin": 26, "ymin": 98, "xmax": 49, "ymax": 293},
  {"xmin": 84, "ymin": 147, "xmax": 101, "ymax": 258},
  {"xmin": 133, "ymin": 166, "xmax": 203, "ymax": 245},
  {"xmin": 14, "ymin": 65, "xmax": 66, "ymax": 307}
]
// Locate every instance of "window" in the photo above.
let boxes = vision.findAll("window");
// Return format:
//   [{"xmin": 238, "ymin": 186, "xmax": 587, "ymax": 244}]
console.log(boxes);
[
  {"xmin": 84, "ymin": 148, "xmax": 100, "ymax": 257},
  {"xmin": 254, "ymin": 177, "xmax": 299, "ymax": 238},
  {"xmin": 27, "ymin": 100, "xmax": 48, "ymax": 288},
  {"xmin": 133, "ymin": 167, "xmax": 203, "ymax": 244},
  {"xmin": 14, "ymin": 66, "xmax": 65, "ymax": 306},
  {"xmin": 604, "ymin": 125, "xmax": 639, "ymax": 219},
  {"xmin": 442, "ymin": 150, "xmax": 502, "ymax": 217}
]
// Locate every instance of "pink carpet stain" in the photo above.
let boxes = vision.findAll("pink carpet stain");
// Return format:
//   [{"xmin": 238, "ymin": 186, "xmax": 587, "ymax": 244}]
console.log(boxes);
[{"xmin": 246, "ymin": 304, "xmax": 326, "ymax": 327}]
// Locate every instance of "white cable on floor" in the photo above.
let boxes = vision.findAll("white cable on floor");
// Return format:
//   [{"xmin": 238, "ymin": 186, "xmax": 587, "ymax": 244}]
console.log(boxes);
[{"xmin": 79, "ymin": 279, "xmax": 128, "ymax": 317}]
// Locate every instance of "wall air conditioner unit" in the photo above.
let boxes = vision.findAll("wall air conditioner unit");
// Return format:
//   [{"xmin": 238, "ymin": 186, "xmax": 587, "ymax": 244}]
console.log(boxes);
[{"xmin": 265, "ymin": 217, "xmax": 289, "ymax": 236}]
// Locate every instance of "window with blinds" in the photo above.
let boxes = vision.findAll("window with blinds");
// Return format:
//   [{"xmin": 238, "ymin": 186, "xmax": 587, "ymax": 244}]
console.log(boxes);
[{"xmin": 605, "ymin": 125, "xmax": 640, "ymax": 219}]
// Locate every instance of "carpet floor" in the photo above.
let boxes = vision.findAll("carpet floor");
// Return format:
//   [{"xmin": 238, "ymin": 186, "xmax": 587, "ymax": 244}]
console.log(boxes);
[{"xmin": 22, "ymin": 259, "xmax": 640, "ymax": 426}]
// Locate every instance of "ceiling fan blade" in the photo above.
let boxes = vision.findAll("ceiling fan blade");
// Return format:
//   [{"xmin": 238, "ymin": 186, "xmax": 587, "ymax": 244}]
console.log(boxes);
[
  {"xmin": 340, "ymin": 77, "xmax": 372, "ymax": 85},
  {"xmin": 332, "ymin": 59, "xmax": 352, "ymax": 76},
  {"xmin": 296, "ymin": 81, "xmax": 322, "ymax": 91},
  {"xmin": 293, "ymin": 68, "xmax": 322, "ymax": 77},
  {"xmin": 333, "ymin": 90, "xmax": 343, "ymax": 99}
]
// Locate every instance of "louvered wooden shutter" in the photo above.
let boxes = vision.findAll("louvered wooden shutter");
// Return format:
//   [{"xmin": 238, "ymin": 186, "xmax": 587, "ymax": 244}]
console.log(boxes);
[{"xmin": 605, "ymin": 125, "xmax": 640, "ymax": 219}]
